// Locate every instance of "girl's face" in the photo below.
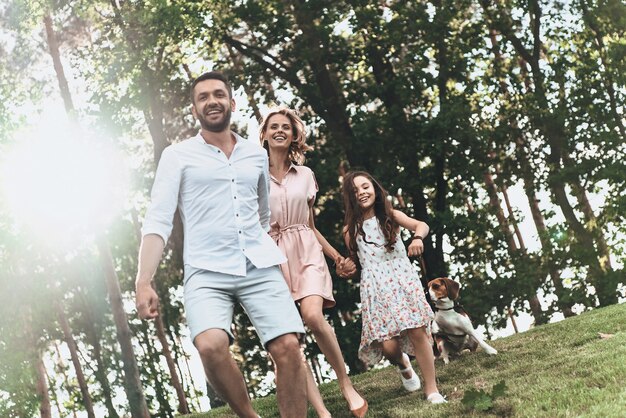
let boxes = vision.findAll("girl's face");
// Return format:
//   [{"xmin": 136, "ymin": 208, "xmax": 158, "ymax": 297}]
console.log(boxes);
[
  {"xmin": 264, "ymin": 114, "xmax": 293, "ymax": 152},
  {"xmin": 353, "ymin": 175, "xmax": 376, "ymax": 213}
]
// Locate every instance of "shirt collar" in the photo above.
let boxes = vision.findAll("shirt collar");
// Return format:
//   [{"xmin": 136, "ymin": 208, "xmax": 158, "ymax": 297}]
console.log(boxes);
[{"xmin": 194, "ymin": 131, "xmax": 243, "ymax": 145}]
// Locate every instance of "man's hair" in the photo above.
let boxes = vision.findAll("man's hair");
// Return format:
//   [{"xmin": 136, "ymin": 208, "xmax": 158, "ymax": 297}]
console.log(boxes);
[{"xmin": 190, "ymin": 71, "xmax": 233, "ymax": 103}]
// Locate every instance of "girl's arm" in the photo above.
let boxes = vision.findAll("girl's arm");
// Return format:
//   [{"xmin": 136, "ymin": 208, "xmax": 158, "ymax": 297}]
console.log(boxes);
[
  {"xmin": 392, "ymin": 209, "xmax": 429, "ymax": 257},
  {"xmin": 339, "ymin": 226, "xmax": 359, "ymax": 279},
  {"xmin": 308, "ymin": 207, "xmax": 357, "ymax": 277}
]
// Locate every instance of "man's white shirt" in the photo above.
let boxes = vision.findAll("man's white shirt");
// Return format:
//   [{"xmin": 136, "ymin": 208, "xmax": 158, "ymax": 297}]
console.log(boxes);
[{"xmin": 142, "ymin": 132, "xmax": 286, "ymax": 276}]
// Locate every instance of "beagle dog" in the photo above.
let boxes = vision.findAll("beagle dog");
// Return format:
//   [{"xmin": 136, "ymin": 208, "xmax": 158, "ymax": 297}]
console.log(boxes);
[{"xmin": 428, "ymin": 277, "xmax": 498, "ymax": 364}]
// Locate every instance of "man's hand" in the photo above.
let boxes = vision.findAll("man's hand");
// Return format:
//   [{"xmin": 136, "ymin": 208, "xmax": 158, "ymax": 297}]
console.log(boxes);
[
  {"xmin": 335, "ymin": 256, "xmax": 357, "ymax": 279},
  {"xmin": 136, "ymin": 282, "xmax": 159, "ymax": 320}
]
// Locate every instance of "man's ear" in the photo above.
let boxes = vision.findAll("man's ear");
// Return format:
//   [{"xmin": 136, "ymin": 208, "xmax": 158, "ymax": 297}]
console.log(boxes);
[
  {"xmin": 191, "ymin": 104, "xmax": 198, "ymax": 119},
  {"xmin": 230, "ymin": 97, "xmax": 236, "ymax": 112}
]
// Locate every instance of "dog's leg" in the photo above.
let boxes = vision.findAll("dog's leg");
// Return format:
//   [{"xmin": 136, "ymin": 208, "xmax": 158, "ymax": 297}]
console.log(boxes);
[
  {"xmin": 439, "ymin": 340, "xmax": 451, "ymax": 365},
  {"xmin": 468, "ymin": 330, "xmax": 497, "ymax": 355}
]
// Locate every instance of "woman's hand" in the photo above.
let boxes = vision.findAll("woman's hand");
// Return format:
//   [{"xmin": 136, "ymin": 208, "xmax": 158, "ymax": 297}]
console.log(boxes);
[{"xmin": 335, "ymin": 256, "xmax": 357, "ymax": 278}]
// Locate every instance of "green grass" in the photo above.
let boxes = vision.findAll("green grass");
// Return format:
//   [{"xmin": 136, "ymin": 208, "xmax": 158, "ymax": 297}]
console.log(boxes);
[{"xmin": 182, "ymin": 303, "xmax": 626, "ymax": 418}]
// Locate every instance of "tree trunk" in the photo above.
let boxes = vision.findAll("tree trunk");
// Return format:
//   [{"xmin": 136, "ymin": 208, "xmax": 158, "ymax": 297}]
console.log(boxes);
[
  {"xmin": 43, "ymin": 14, "xmax": 75, "ymax": 120},
  {"xmin": 53, "ymin": 341, "xmax": 79, "ymax": 418},
  {"xmin": 579, "ymin": 0, "xmax": 626, "ymax": 139},
  {"xmin": 78, "ymin": 292, "xmax": 121, "ymax": 418},
  {"xmin": 140, "ymin": 327, "xmax": 174, "ymax": 417},
  {"xmin": 90, "ymin": 331, "xmax": 120, "ymax": 418},
  {"xmin": 98, "ymin": 238, "xmax": 151, "ymax": 418},
  {"xmin": 56, "ymin": 305, "xmax": 96, "ymax": 418},
  {"xmin": 354, "ymin": 3, "xmax": 446, "ymax": 279},
  {"xmin": 481, "ymin": 0, "xmax": 616, "ymax": 306},
  {"xmin": 155, "ymin": 312, "xmax": 190, "ymax": 414},
  {"xmin": 282, "ymin": 0, "xmax": 364, "ymax": 168},
  {"xmin": 35, "ymin": 353, "xmax": 52, "ymax": 418},
  {"xmin": 43, "ymin": 365, "xmax": 63, "ymax": 418},
  {"xmin": 484, "ymin": 171, "xmax": 545, "ymax": 323}
]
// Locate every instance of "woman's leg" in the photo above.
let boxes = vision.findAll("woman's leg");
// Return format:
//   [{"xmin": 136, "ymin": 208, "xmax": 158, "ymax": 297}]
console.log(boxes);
[
  {"xmin": 407, "ymin": 327, "xmax": 439, "ymax": 395},
  {"xmin": 300, "ymin": 295, "xmax": 365, "ymax": 410}
]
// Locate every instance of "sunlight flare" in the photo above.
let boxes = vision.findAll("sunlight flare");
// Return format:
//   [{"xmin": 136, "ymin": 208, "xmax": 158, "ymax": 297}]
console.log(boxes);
[{"xmin": 1, "ymin": 124, "xmax": 129, "ymax": 248}]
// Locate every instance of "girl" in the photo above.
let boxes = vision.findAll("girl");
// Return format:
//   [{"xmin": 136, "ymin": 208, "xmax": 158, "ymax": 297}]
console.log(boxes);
[
  {"xmin": 340, "ymin": 171, "xmax": 446, "ymax": 404},
  {"xmin": 260, "ymin": 107, "xmax": 368, "ymax": 418}
]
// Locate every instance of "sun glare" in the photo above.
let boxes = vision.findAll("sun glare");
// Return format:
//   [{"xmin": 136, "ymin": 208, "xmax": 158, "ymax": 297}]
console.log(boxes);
[{"xmin": 1, "ymin": 123, "xmax": 129, "ymax": 249}]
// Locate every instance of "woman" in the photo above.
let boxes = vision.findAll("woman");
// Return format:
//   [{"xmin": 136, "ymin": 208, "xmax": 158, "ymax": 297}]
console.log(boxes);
[{"xmin": 260, "ymin": 106, "xmax": 368, "ymax": 418}]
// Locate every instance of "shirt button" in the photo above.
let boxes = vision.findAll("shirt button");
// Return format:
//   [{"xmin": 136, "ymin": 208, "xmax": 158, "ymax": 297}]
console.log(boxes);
[
  {"xmin": 231, "ymin": 179, "xmax": 235, "ymax": 182},
  {"xmin": 234, "ymin": 196, "xmax": 237, "ymax": 199},
  {"xmin": 238, "ymin": 230, "xmax": 242, "ymax": 234},
  {"xmin": 236, "ymin": 214, "xmax": 239, "ymax": 217}
]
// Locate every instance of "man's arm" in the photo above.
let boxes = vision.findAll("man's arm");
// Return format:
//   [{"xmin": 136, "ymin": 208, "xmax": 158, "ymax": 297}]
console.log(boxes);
[
  {"xmin": 135, "ymin": 234, "xmax": 165, "ymax": 319},
  {"xmin": 136, "ymin": 147, "xmax": 182, "ymax": 319}
]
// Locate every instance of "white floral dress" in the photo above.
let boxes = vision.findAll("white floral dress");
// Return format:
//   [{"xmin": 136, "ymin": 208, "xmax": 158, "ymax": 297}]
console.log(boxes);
[{"xmin": 356, "ymin": 217, "xmax": 434, "ymax": 366}]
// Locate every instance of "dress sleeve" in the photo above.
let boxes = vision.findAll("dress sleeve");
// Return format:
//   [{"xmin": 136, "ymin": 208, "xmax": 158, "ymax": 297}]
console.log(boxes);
[{"xmin": 307, "ymin": 168, "xmax": 319, "ymax": 207}]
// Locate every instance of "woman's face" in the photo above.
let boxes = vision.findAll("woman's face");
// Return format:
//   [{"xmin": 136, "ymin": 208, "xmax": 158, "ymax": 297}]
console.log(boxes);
[
  {"xmin": 353, "ymin": 175, "xmax": 376, "ymax": 212},
  {"xmin": 264, "ymin": 114, "xmax": 294, "ymax": 152}
]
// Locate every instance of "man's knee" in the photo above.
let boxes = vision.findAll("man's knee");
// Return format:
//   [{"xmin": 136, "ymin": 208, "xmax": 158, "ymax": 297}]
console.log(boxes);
[
  {"xmin": 194, "ymin": 329, "xmax": 230, "ymax": 361},
  {"xmin": 267, "ymin": 333, "xmax": 301, "ymax": 360}
]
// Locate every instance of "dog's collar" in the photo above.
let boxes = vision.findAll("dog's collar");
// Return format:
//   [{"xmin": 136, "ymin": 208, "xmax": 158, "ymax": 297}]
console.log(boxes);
[{"xmin": 435, "ymin": 306, "xmax": 455, "ymax": 311}]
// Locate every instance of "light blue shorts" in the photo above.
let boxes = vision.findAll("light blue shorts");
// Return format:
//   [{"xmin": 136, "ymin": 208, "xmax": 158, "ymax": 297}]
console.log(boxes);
[{"xmin": 183, "ymin": 260, "xmax": 305, "ymax": 347}]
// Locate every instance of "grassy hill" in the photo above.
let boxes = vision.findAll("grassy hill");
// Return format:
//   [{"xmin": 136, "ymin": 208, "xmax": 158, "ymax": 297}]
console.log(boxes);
[{"xmin": 182, "ymin": 303, "xmax": 626, "ymax": 418}]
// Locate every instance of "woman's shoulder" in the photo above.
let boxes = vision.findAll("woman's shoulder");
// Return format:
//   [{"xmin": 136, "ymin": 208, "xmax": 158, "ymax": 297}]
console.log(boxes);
[{"xmin": 293, "ymin": 164, "xmax": 314, "ymax": 175}]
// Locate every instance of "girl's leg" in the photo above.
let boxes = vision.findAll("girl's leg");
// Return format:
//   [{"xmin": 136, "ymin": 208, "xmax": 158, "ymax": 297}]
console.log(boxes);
[
  {"xmin": 407, "ymin": 327, "xmax": 439, "ymax": 396},
  {"xmin": 300, "ymin": 295, "xmax": 365, "ymax": 410},
  {"xmin": 380, "ymin": 337, "xmax": 413, "ymax": 380}
]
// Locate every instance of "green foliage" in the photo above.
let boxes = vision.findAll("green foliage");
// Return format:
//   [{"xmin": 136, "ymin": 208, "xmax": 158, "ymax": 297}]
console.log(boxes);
[
  {"xmin": 0, "ymin": 0, "xmax": 625, "ymax": 414},
  {"xmin": 461, "ymin": 379, "xmax": 508, "ymax": 412}
]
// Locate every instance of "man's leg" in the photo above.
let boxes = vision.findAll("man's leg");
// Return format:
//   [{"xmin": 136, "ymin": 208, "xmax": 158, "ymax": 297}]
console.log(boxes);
[
  {"xmin": 266, "ymin": 333, "xmax": 307, "ymax": 417},
  {"xmin": 195, "ymin": 329, "xmax": 258, "ymax": 418}
]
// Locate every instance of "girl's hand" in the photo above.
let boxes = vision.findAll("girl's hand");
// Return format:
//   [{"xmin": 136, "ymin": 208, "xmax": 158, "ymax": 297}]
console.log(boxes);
[
  {"xmin": 407, "ymin": 238, "xmax": 424, "ymax": 257},
  {"xmin": 335, "ymin": 256, "xmax": 357, "ymax": 278}
]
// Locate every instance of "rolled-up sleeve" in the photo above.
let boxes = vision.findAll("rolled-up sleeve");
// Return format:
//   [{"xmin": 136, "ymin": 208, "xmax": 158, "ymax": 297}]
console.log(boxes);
[
  {"xmin": 141, "ymin": 147, "xmax": 182, "ymax": 245},
  {"xmin": 257, "ymin": 155, "xmax": 271, "ymax": 232}
]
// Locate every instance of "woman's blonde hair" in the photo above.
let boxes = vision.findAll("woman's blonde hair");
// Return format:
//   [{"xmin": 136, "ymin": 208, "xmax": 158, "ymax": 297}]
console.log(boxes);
[{"xmin": 259, "ymin": 106, "xmax": 313, "ymax": 165}]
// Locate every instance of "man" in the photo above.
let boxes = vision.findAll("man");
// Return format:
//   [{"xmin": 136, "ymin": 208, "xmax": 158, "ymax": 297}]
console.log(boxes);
[{"xmin": 135, "ymin": 71, "xmax": 307, "ymax": 417}]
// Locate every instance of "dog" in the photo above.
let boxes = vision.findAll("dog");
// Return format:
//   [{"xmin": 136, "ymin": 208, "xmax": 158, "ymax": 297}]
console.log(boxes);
[{"xmin": 428, "ymin": 277, "xmax": 498, "ymax": 364}]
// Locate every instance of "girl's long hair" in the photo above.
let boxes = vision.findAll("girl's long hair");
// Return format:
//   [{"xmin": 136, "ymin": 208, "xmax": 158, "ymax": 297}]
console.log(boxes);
[
  {"xmin": 342, "ymin": 171, "xmax": 398, "ymax": 256},
  {"xmin": 258, "ymin": 106, "xmax": 313, "ymax": 165}
]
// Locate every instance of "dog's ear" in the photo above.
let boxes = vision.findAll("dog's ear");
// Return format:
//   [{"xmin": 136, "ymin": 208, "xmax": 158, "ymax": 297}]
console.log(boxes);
[
  {"xmin": 427, "ymin": 279, "xmax": 437, "ymax": 288},
  {"xmin": 443, "ymin": 278, "xmax": 460, "ymax": 300}
]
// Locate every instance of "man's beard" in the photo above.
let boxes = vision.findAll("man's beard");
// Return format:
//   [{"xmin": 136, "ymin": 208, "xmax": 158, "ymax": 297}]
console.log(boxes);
[{"xmin": 198, "ymin": 105, "xmax": 232, "ymax": 132}]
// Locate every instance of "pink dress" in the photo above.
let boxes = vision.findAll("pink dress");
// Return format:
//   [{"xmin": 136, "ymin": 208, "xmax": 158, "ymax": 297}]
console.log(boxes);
[
  {"xmin": 269, "ymin": 165, "xmax": 335, "ymax": 308},
  {"xmin": 356, "ymin": 217, "xmax": 434, "ymax": 366}
]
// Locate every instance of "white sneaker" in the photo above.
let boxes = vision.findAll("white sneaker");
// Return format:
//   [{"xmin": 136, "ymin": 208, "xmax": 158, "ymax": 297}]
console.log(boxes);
[
  {"xmin": 398, "ymin": 353, "xmax": 421, "ymax": 392},
  {"xmin": 426, "ymin": 392, "xmax": 448, "ymax": 404}
]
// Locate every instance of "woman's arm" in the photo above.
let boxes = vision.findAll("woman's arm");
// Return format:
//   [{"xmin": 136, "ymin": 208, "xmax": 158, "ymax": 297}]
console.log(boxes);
[
  {"xmin": 309, "ymin": 206, "xmax": 342, "ymax": 263},
  {"xmin": 392, "ymin": 209, "xmax": 429, "ymax": 257}
]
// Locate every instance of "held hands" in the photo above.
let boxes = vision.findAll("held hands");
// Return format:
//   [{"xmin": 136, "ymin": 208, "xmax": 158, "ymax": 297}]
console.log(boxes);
[
  {"xmin": 335, "ymin": 255, "xmax": 357, "ymax": 279},
  {"xmin": 407, "ymin": 237, "xmax": 424, "ymax": 257},
  {"xmin": 135, "ymin": 282, "xmax": 159, "ymax": 320}
]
